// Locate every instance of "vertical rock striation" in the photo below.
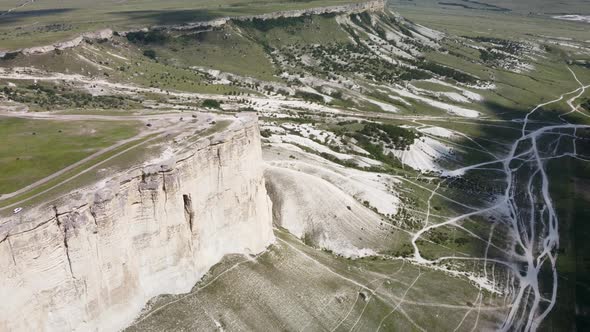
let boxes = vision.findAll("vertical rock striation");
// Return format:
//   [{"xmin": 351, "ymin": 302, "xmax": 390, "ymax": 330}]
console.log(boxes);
[{"xmin": 0, "ymin": 114, "xmax": 274, "ymax": 331}]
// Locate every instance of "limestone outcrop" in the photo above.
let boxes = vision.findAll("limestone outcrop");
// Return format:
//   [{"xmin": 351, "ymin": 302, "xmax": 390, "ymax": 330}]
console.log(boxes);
[
  {"xmin": 235, "ymin": 0, "xmax": 385, "ymax": 20},
  {"xmin": 168, "ymin": 0, "xmax": 385, "ymax": 31},
  {"xmin": 0, "ymin": 114, "xmax": 274, "ymax": 331},
  {"xmin": 0, "ymin": 0, "xmax": 384, "ymax": 57},
  {"xmin": 1, "ymin": 29, "xmax": 113, "ymax": 58}
]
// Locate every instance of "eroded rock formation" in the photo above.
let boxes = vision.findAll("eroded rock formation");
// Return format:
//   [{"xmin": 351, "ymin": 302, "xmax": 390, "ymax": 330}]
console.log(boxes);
[
  {"xmin": 0, "ymin": 114, "xmax": 274, "ymax": 331},
  {"xmin": 0, "ymin": 0, "xmax": 385, "ymax": 57},
  {"xmin": 1, "ymin": 29, "xmax": 114, "ymax": 58},
  {"xmin": 167, "ymin": 0, "xmax": 385, "ymax": 31}
]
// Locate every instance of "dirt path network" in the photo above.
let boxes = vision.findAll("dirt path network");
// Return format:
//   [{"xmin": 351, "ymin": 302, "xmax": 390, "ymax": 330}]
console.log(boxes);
[
  {"xmin": 408, "ymin": 67, "xmax": 590, "ymax": 331},
  {"xmin": 0, "ymin": 0, "xmax": 35, "ymax": 17},
  {"xmin": 0, "ymin": 132, "xmax": 146, "ymax": 201},
  {"xmin": 0, "ymin": 111, "xmax": 212, "ymax": 211},
  {"xmin": 0, "ymin": 111, "xmax": 188, "ymax": 200},
  {"xmin": 0, "ymin": 130, "xmax": 165, "ymax": 212}
]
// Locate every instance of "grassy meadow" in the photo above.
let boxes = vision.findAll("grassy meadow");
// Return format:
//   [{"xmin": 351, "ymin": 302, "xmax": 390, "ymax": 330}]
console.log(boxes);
[
  {"xmin": 0, "ymin": 0, "xmax": 368, "ymax": 49},
  {"xmin": 0, "ymin": 117, "xmax": 140, "ymax": 195}
]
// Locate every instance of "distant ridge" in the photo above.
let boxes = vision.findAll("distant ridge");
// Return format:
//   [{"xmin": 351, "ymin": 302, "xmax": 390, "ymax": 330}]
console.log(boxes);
[{"xmin": 0, "ymin": 0, "xmax": 385, "ymax": 58}]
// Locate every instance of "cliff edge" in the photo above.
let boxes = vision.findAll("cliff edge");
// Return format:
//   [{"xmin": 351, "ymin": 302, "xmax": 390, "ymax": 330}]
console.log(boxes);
[
  {"xmin": 0, "ymin": 113, "xmax": 274, "ymax": 331},
  {"xmin": 0, "ymin": 0, "xmax": 385, "ymax": 57}
]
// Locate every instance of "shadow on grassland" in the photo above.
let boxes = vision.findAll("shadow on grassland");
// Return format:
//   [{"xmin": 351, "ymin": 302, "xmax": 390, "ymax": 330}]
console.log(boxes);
[
  {"xmin": 0, "ymin": 8, "xmax": 74, "ymax": 25},
  {"xmin": 110, "ymin": 10, "xmax": 221, "ymax": 26},
  {"xmin": 477, "ymin": 98, "xmax": 590, "ymax": 331}
]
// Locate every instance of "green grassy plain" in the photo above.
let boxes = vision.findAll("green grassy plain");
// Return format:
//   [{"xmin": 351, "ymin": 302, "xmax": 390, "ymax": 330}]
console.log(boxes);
[
  {"xmin": 389, "ymin": 0, "xmax": 590, "ymax": 41},
  {"xmin": 125, "ymin": 229, "xmax": 506, "ymax": 331},
  {"xmin": 0, "ymin": 0, "xmax": 368, "ymax": 49},
  {"xmin": 0, "ymin": 117, "xmax": 140, "ymax": 195},
  {"xmin": 385, "ymin": 2, "xmax": 590, "ymax": 329},
  {"xmin": 543, "ymin": 130, "xmax": 590, "ymax": 330}
]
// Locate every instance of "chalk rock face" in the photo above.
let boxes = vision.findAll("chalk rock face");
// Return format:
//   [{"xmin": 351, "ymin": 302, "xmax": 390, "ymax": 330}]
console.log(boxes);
[
  {"xmin": 264, "ymin": 165, "xmax": 391, "ymax": 259},
  {"xmin": 0, "ymin": 115, "xmax": 274, "ymax": 331},
  {"xmin": 20, "ymin": 45, "xmax": 57, "ymax": 55},
  {"xmin": 169, "ymin": 0, "xmax": 385, "ymax": 31},
  {"xmin": 9, "ymin": 29, "xmax": 113, "ymax": 56},
  {"xmin": 82, "ymin": 29, "xmax": 114, "ymax": 41},
  {"xmin": 234, "ymin": 0, "xmax": 385, "ymax": 21},
  {"xmin": 3, "ymin": 0, "xmax": 383, "ymax": 55}
]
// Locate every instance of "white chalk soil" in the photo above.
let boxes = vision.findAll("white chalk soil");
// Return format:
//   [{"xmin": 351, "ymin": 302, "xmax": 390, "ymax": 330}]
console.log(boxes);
[
  {"xmin": 263, "ymin": 144, "xmax": 405, "ymax": 258},
  {"xmin": 389, "ymin": 136, "xmax": 455, "ymax": 173}
]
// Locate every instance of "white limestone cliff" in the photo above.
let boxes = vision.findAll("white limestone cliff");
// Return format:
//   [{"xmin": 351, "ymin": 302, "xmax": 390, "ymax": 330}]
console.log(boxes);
[
  {"xmin": 168, "ymin": 0, "xmax": 385, "ymax": 31},
  {"xmin": 1, "ymin": 1, "xmax": 385, "ymax": 57},
  {"xmin": 9, "ymin": 29, "xmax": 114, "ymax": 57},
  {"xmin": 0, "ymin": 114, "xmax": 274, "ymax": 331}
]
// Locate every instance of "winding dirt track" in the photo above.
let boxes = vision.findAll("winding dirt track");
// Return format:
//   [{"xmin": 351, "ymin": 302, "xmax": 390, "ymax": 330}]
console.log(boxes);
[
  {"xmin": 409, "ymin": 67, "xmax": 590, "ymax": 331},
  {"xmin": 0, "ymin": 111, "xmax": 211, "ymax": 211},
  {"xmin": 1, "ymin": 63, "xmax": 588, "ymax": 330},
  {"xmin": 0, "ymin": 0, "xmax": 35, "ymax": 17}
]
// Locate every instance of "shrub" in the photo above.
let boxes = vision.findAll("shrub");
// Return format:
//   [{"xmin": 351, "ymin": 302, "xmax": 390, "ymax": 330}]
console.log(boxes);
[
  {"xmin": 294, "ymin": 91, "xmax": 324, "ymax": 103},
  {"xmin": 143, "ymin": 49, "xmax": 157, "ymax": 59},
  {"xmin": 418, "ymin": 61, "xmax": 478, "ymax": 84},
  {"xmin": 1, "ymin": 52, "xmax": 19, "ymax": 60},
  {"xmin": 236, "ymin": 16, "xmax": 307, "ymax": 32},
  {"xmin": 359, "ymin": 123, "xmax": 418, "ymax": 150},
  {"xmin": 238, "ymin": 107, "xmax": 257, "ymax": 112},
  {"xmin": 202, "ymin": 99, "xmax": 221, "ymax": 109},
  {"xmin": 260, "ymin": 129, "xmax": 272, "ymax": 138},
  {"xmin": 127, "ymin": 30, "xmax": 169, "ymax": 44},
  {"xmin": 330, "ymin": 91, "xmax": 343, "ymax": 99},
  {"xmin": 399, "ymin": 69, "xmax": 432, "ymax": 81}
]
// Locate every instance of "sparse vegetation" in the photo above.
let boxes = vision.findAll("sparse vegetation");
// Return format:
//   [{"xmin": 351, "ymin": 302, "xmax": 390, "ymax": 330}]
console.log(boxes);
[
  {"xmin": 202, "ymin": 99, "xmax": 221, "ymax": 109},
  {"xmin": 127, "ymin": 31, "xmax": 169, "ymax": 44},
  {"xmin": 0, "ymin": 117, "xmax": 139, "ymax": 194},
  {"xmin": 1, "ymin": 84, "xmax": 139, "ymax": 110},
  {"xmin": 143, "ymin": 49, "xmax": 157, "ymax": 60}
]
